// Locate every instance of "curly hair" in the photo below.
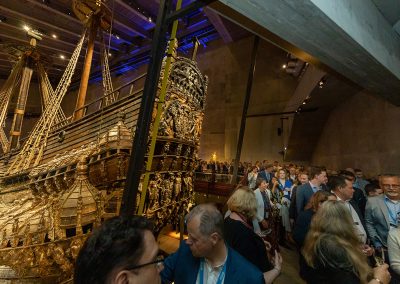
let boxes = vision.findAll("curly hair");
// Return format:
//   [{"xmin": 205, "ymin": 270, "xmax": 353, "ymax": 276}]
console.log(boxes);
[{"xmin": 74, "ymin": 215, "xmax": 153, "ymax": 284}]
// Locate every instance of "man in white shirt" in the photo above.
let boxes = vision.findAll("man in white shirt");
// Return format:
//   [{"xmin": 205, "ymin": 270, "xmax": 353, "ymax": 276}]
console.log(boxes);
[
  {"xmin": 161, "ymin": 204, "xmax": 265, "ymax": 284},
  {"xmin": 330, "ymin": 175, "xmax": 372, "ymax": 255}
]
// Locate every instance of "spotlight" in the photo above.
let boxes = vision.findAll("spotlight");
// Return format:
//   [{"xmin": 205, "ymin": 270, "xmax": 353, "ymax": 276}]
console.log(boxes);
[
  {"xmin": 302, "ymin": 101, "xmax": 306, "ymax": 105},
  {"xmin": 59, "ymin": 54, "xmax": 65, "ymax": 59},
  {"xmin": 23, "ymin": 25, "xmax": 30, "ymax": 31},
  {"xmin": 148, "ymin": 17, "xmax": 152, "ymax": 22},
  {"xmin": 318, "ymin": 77, "xmax": 327, "ymax": 88},
  {"xmin": 115, "ymin": 34, "xmax": 120, "ymax": 39},
  {"xmin": 282, "ymin": 64, "xmax": 287, "ymax": 69},
  {"xmin": 52, "ymin": 34, "xmax": 57, "ymax": 39},
  {"xmin": 108, "ymin": 52, "xmax": 112, "ymax": 57}
]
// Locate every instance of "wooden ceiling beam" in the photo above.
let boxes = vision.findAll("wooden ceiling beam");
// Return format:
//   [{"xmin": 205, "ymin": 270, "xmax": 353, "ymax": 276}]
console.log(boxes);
[
  {"xmin": 21, "ymin": 0, "xmax": 144, "ymax": 43},
  {"xmin": 0, "ymin": 5, "xmax": 119, "ymax": 51}
]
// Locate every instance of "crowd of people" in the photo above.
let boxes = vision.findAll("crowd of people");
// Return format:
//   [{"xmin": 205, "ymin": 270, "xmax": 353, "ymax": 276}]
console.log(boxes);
[{"xmin": 73, "ymin": 161, "xmax": 400, "ymax": 284}]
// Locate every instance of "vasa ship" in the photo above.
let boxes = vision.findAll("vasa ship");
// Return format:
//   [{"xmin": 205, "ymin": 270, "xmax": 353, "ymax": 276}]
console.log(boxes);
[{"xmin": 0, "ymin": 0, "xmax": 207, "ymax": 282}]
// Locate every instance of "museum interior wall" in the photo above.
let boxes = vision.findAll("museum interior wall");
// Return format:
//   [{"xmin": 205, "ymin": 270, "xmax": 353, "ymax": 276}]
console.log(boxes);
[
  {"xmin": 311, "ymin": 90, "xmax": 400, "ymax": 176},
  {"xmin": 195, "ymin": 36, "xmax": 298, "ymax": 162}
]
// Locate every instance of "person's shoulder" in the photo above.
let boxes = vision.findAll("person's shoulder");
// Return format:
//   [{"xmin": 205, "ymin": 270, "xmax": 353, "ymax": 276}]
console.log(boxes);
[
  {"xmin": 228, "ymin": 246, "xmax": 263, "ymax": 273},
  {"xmin": 175, "ymin": 241, "xmax": 194, "ymax": 256},
  {"xmin": 367, "ymin": 195, "xmax": 384, "ymax": 205},
  {"xmin": 297, "ymin": 183, "xmax": 310, "ymax": 192}
]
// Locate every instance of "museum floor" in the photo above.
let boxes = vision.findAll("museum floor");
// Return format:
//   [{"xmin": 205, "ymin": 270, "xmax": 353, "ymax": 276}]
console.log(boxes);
[{"xmin": 158, "ymin": 225, "xmax": 306, "ymax": 284}]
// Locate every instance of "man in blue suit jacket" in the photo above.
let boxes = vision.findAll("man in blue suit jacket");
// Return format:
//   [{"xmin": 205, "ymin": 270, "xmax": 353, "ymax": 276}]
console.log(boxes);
[
  {"xmin": 296, "ymin": 167, "xmax": 327, "ymax": 214},
  {"xmin": 161, "ymin": 204, "xmax": 264, "ymax": 284},
  {"xmin": 257, "ymin": 164, "xmax": 273, "ymax": 184}
]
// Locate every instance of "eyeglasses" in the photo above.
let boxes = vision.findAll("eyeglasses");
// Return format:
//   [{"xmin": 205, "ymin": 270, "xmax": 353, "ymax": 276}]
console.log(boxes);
[
  {"xmin": 126, "ymin": 255, "xmax": 164, "ymax": 271},
  {"xmin": 382, "ymin": 184, "xmax": 400, "ymax": 190}
]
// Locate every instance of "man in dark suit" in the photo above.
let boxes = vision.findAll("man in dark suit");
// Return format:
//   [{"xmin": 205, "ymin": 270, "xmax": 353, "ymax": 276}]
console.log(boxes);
[
  {"xmin": 340, "ymin": 170, "xmax": 367, "ymax": 216},
  {"xmin": 258, "ymin": 164, "xmax": 273, "ymax": 184},
  {"xmin": 330, "ymin": 176, "xmax": 370, "ymax": 245},
  {"xmin": 296, "ymin": 166, "xmax": 327, "ymax": 214},
  {"xmin": 289, "ymin": 171, "xmax": 309, "ymax": 226},
  {"xmin": 161, "ymin": 204, "xmax": 264, "ymax": 284}
]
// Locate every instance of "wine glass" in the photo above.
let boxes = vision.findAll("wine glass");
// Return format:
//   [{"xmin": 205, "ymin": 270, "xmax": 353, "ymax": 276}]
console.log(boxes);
[{"xmin": 373, "ymin": 248, "xmax": 385, "ymax": 266}]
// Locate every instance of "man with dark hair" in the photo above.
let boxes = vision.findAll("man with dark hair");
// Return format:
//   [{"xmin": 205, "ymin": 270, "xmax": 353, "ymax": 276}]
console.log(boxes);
[
  {"xmin": 340, "ymin": 170, "xmax": 367, "ymax": 215},
  {"xmin": 289, "ymin": 172, "xmax": 309, "ymax": 227},
  {"xmin": 74, "ymin": 215, "xmax": 163, "ymax": 284},
  {"xmin": 296, "ymin": 167, "xmax": 326, "ymax": 214},
  {"xmin": 330, "ymin": 175, "xmax": 372, "ymax": 255},
  {"xmin": 354, "ymin": 168, "xmax": 369, "ymax": 193},
  {"xmin": 258, "ymin": 164, "xmax": 273, "ymax": 184},
  {"xmin": 365, "ymin": 183, "xmax": 383, "ymax": 197},
  {"xmin": 161, "ymin": 204, "xmax": 264, "ymax": 284}
]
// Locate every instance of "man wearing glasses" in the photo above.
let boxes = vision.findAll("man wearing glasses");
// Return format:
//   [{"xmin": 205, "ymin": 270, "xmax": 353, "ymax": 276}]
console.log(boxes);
[
  {"xmin": 161, "ymin": 203, "xmax": 264, "ymax": 284},
  {"xmin": 74, "ymin": 215, "xmax": 164, "ymax": 284},
  {"xmin": 365, "ymin": 174, "xmax": 400, "ymax": 253}
]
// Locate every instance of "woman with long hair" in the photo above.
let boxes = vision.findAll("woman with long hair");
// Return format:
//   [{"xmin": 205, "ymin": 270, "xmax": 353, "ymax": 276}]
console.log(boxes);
[
  {"xmin": 224, "ymin": 187, "xmax": 283, "ymax": 284},
  {"xmin": 302, "ymin": 201, "xmax": 390, "ymax": 284}
]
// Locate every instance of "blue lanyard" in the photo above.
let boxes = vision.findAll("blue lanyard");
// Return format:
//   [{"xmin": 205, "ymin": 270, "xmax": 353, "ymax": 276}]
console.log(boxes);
[
  {"xmin": 199, "ymin": 257, "xmax": 227, "ymax": 284},
  {"xmin": 384, "ymin": 198, "xmax": 400, "ymax": 225}
]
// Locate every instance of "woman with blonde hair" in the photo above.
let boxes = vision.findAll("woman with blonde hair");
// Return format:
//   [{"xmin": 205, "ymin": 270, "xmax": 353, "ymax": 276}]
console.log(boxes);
[
  {"xmin": 224, "ymin": 187, "xmax": 282, "ymax": 284},
  {"xmin": 302, "ymin": 201, "xmax": 390, "ymax": 284}
]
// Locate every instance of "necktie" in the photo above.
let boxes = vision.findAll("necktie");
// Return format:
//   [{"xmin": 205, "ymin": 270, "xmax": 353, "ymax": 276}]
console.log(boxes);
[{"xmin": 260, "ymin": 191, "xmax": 270, "ymax": 218}]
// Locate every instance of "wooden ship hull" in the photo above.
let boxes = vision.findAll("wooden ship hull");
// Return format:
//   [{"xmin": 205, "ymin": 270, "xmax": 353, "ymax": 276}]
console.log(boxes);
[{"xmin": 0, "ymin": 51, "xmax": 207, "ymax": 282}]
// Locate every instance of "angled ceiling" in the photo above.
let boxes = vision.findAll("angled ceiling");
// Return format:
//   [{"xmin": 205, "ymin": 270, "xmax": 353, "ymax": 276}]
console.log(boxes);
[{"xmin": 0, "ymin": 0, "xmax": 250, "ymax": 85}]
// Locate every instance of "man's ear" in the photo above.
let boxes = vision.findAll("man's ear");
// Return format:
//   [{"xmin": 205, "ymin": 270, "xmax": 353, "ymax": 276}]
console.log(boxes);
[
  {"xmin": 210, "ymin": 232, "xmax": 220, "ymax": 245},
  {"xmin": 113, "ymin": 270, "xmax": 131, "ymax": 284}
]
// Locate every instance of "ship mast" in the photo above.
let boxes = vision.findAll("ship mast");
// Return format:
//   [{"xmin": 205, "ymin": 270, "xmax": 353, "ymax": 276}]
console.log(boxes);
[
  {"xmin": 8, "ymin": 33, "xmax": 41, "ymax": 151},
  {"xmin": 72, "ymin": 0, "xmax": 112, "ymax": 121}
]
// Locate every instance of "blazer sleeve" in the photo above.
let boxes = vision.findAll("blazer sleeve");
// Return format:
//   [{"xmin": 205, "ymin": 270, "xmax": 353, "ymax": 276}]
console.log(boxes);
[
  {"xmin": 296, "ymin": 186, "xmax": 305, "ymax": 214},
  {"xmin": 254, "ymin": 190, "xmax": 264, "ymax": 222},
  {"xmin": 365, "ymin": 199, "xmax": 382, "ymax": 248},
  {"xmin": 161, "ymin": 243, "xmax": 181, "ymax": 283},
  {"xmin": 388, "ymin": 229, "xmax": 400, "ymax": 275}
]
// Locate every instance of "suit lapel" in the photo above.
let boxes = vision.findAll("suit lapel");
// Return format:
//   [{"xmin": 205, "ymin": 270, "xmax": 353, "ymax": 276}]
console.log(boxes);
[
  {"xmin": 186, "ymin": 257, "xmax": 200, "ymax": 284},
  {"xmin": 378, "ymin": 196, "xmax": 390, "ymax": 228},
  {"xmin": 307, "ymin": 183, "xmax": 313, "ymax": 196},
  {"xmin": 223, "ymin": 247, "xmax": 236, "ymax": 283},
  {"xmin": 349, "ymin": 200, "xmax": 367, "ymax": 231}
]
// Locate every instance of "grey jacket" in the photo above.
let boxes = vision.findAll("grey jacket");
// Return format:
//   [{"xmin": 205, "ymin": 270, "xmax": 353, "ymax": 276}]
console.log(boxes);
[{"xmin": 365, "ymin": 195, "xmax": 390, "ymax": 248}]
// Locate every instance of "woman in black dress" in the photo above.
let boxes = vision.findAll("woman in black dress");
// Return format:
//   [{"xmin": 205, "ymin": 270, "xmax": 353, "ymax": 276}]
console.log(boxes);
[{"xmin": 224, "ymin": 187, "xmax": 282, "ymax": 284}]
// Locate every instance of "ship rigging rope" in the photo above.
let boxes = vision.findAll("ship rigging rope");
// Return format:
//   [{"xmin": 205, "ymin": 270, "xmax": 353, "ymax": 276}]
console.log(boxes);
[
  {"xmin": 0, "ymin": 57, "xmax": 25, "ymax": 153},
  {"xmin": 37, "ymin": 63, "xmax": 67, "ymax": 126},
  {"xmin": 7, "ymin": 29, "xmax": 87, "ymax": 175},
  {"xmin": 100, "ymin": 31, "xmax": 115, "ymax": 107}
]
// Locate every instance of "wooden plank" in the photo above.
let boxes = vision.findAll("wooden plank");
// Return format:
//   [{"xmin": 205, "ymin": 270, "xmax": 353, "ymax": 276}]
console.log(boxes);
[{"xmin": 0, "ymin": 92, "xmax": 144, "ymax": 174}]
